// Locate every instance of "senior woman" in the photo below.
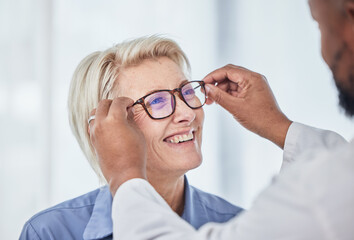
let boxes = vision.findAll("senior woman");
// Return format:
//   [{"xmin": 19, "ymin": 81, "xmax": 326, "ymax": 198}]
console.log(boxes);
[{"xmin": 20, "ymin": 36, "xmax": 243, "ymax": 240}]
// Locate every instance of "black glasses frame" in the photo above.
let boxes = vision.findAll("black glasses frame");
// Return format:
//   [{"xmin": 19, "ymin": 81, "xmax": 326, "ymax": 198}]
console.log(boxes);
[{"xmin": 132, "ymin": 80, "xmax": 206, "ymax": 120}]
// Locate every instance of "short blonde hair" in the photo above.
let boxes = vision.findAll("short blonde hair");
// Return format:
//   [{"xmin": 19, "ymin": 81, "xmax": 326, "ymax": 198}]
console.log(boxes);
[{"xmin": 68, "ymin": 36, "xmax": 191, "ymax": 182}]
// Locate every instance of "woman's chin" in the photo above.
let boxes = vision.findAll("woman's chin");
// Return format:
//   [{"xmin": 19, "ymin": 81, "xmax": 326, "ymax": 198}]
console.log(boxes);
[
  {"xmin": 173, "ymin": 154, "xmax": 202, "ymax": 172},
  {"xmin": 148, "ymin": 141, "xmax": 203, "ymax": 175}
]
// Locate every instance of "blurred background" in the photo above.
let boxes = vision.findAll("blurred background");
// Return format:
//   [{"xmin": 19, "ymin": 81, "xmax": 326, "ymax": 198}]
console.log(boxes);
[{"xmin": 1, "ymin": 0, "xmax": 353, "ymax": 238}]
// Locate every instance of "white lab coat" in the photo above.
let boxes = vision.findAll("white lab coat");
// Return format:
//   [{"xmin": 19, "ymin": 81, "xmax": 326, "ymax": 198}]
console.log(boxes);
[{"xmin": 112, "ymin": 122, "xmax": 354, "ymax": 240}]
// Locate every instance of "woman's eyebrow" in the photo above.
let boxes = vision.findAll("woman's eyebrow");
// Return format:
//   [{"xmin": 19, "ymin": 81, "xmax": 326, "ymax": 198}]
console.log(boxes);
[
  {"xmin": 179, "ymin": 79, "xmax": 189, "ymax": 87},
  {"xmin": 144, "ymin": 88, "xmax": 168, "ymax": 95},
  {"xmin": 143, "ymin": 80, "xmax": 189, "ymax": 95}
]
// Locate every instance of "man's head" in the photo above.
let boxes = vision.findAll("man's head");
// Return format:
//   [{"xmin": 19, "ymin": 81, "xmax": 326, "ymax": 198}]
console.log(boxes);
[{"xmin": 309, "ymin": 0, "xmax": 354, "ymax": 117}]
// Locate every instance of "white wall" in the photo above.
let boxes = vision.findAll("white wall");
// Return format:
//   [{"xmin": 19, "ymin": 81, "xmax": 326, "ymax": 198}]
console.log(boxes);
[{"xmin": 1, "ymin": 0, "xmax": 353, "ymax": 239}]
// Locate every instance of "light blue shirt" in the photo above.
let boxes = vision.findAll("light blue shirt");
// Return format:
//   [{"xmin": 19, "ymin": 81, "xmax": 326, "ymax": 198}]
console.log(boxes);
[{"xmin": 20, "ymin": 177, "xmax": 243, "ymax": 240}]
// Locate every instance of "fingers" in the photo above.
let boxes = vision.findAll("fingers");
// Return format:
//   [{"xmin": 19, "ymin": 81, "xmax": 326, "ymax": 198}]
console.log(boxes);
[
  {"xmin": 109, "ymin": 97, "xmax": 134, "ymax": 120},
  {"xmin": 203, "ymin": 64, "xmax": 255, "ymax": 107},
  {"xmin": 205, "ymin": 80, "xmax": 241, "ymax": 105},
  {"xmin": 95, "ymin": 99, "xmax": 112, "ymax": 122},
  {"xmin": 203, "ymin": 64, "xmax": 246, "ymax": 85},
  {"xmin": 205, "ymin": 84, "xmax": 241, "ymax": 111},
  {"xmin": 89, "ymin": 109, "xmax": 96, "ymax": 118},
  {"xmin": 88, "ymin": 97, "xmax": 134, "ymax": 132}
]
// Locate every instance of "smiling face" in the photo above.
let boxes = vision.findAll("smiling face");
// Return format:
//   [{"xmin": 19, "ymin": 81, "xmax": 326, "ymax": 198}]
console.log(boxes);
[
  {"xmin": 115, "ymin": 57, "xmax": 204, "ymax": 178},
  {"xmin": 309, "ymin": 0, "xmax": 354, "ymax": 116}
]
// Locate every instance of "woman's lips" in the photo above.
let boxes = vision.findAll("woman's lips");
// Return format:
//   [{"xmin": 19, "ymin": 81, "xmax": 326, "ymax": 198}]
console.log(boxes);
[
  {"xmin": 164, "ymin": 130, "xmax": 195, "ymax": 144},
  {"xmin": 165, "ymin": 132, "xmax": 194, "ymax": 143}
]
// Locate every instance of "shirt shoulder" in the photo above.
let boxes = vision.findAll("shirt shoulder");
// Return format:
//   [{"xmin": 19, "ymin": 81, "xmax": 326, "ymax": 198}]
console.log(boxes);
[
  {"xmin": 190, "ymin": 185, "xmax": 243, "ymax": 216},
  {"xmin": 19, "ymin": 188, "xmax": 101, "ymax": 240}
]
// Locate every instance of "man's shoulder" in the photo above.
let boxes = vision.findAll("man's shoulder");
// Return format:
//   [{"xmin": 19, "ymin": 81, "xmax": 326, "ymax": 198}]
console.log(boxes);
[
  {"xmin": 189, "ymin": 185, "xmax": 243, "ymax": 216},
  {"xmin": 20, "ymin": 187, "xmax": 102, "ymax": 239}
]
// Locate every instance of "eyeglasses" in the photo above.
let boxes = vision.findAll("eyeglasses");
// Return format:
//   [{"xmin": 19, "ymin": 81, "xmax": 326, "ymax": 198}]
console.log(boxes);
[{"xmin": 132, "ymin": 80, "xmax": 206, "ymax": 120}]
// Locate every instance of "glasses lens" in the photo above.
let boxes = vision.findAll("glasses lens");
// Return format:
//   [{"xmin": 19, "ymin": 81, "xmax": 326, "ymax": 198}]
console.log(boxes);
[
  {"xmin": 144, "ymin": 91, "xmax": 174, "ymax": 119},
  {"xmin": 181, "ymin": 81, "xmax": 206, "ymax": 108}
]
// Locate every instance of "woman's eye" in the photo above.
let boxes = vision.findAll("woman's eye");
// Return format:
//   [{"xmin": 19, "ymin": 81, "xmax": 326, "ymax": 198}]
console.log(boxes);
[
  {"xmin": 150, "ymin": 97, "xmax": 166, "ymax": 105},
  {"xmin": 183, "ymin": 88, "xmax": 195, "ymax": 96}
]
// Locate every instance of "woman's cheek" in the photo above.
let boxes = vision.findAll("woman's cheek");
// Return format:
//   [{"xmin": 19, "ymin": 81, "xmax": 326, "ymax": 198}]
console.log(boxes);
[{"xmin": 133, "ymin": 107, "xmax": 148, "ymax": 126}]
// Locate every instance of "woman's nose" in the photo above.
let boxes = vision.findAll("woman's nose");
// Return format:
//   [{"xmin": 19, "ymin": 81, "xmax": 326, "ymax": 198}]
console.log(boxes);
[{"xmin": 172, "ymin": 96, "xmax": 196, "ymax": 124}]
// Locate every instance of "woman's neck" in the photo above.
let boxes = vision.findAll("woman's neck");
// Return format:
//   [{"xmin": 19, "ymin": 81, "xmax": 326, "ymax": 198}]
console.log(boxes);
[{"xmin": 148, "ymin": 174, "xmax": 185, "ymax": 216}]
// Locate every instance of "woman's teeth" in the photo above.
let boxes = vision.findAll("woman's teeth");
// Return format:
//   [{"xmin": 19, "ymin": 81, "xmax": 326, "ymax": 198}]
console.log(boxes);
[{"xmin": 168, "ymin": 132, "xmax": 193, "ymax": 144}]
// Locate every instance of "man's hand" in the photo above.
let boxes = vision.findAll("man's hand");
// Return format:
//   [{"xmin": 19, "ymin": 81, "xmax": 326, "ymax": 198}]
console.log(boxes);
[
  {"xmin": 88, "ymin": 97, "xmax": 147, "ymax": 196},
  {"xmin": 204, "ymin": 64, "xmax": 292, "ymax": 149}
]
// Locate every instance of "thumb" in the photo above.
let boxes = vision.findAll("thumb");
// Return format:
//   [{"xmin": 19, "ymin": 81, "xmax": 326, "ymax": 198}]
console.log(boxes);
[
  {"xmin": 110, "ymin": 97, "xmax": 135, "ymax": 120},
  {"xmin": 205, "ymin": 84, "xmax": 244, "ymax": 116},
  {"xmin": 206, "ymin": 84, "xmax": 238, "ymax": 109}
]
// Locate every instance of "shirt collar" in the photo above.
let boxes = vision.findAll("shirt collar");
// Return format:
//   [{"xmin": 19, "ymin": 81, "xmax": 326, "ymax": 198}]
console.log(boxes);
[
  {"xmin": 83, "ymin": 186, "xmax": 113, "ymax": 240},
  {"xmin": 181, "ymin": 176, "xmax": 209, "ymax": 228},
  {"xmin": 83, "ymin": 176, "xmax": 205, "ymax": 239}
]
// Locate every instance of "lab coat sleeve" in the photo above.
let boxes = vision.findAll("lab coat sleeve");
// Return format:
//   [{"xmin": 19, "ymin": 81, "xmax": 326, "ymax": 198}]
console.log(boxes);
[
  {"xmin": 282, "ymin": 122, "xmax": 347, "ymax": 168},
  {"xmin": 112, "ymin": 178, "xmax": 197, "ymax": 240},
  {"xmin": 112, "ymin": 177, "xmax": 327, "ymax": 240},
  {"xmin": 113, "ymin": 178, "xmax": 242, "ymax": 240}
]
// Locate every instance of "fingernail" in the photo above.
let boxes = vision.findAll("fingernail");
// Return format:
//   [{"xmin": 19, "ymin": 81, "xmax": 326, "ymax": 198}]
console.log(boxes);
[
  {"xmin": 131, "ymin": 106, "xmax": 136, "ymax": 115},
  {"xmin": 205, "ymin": 85, "xmax": 211, "ymax": 95}
]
